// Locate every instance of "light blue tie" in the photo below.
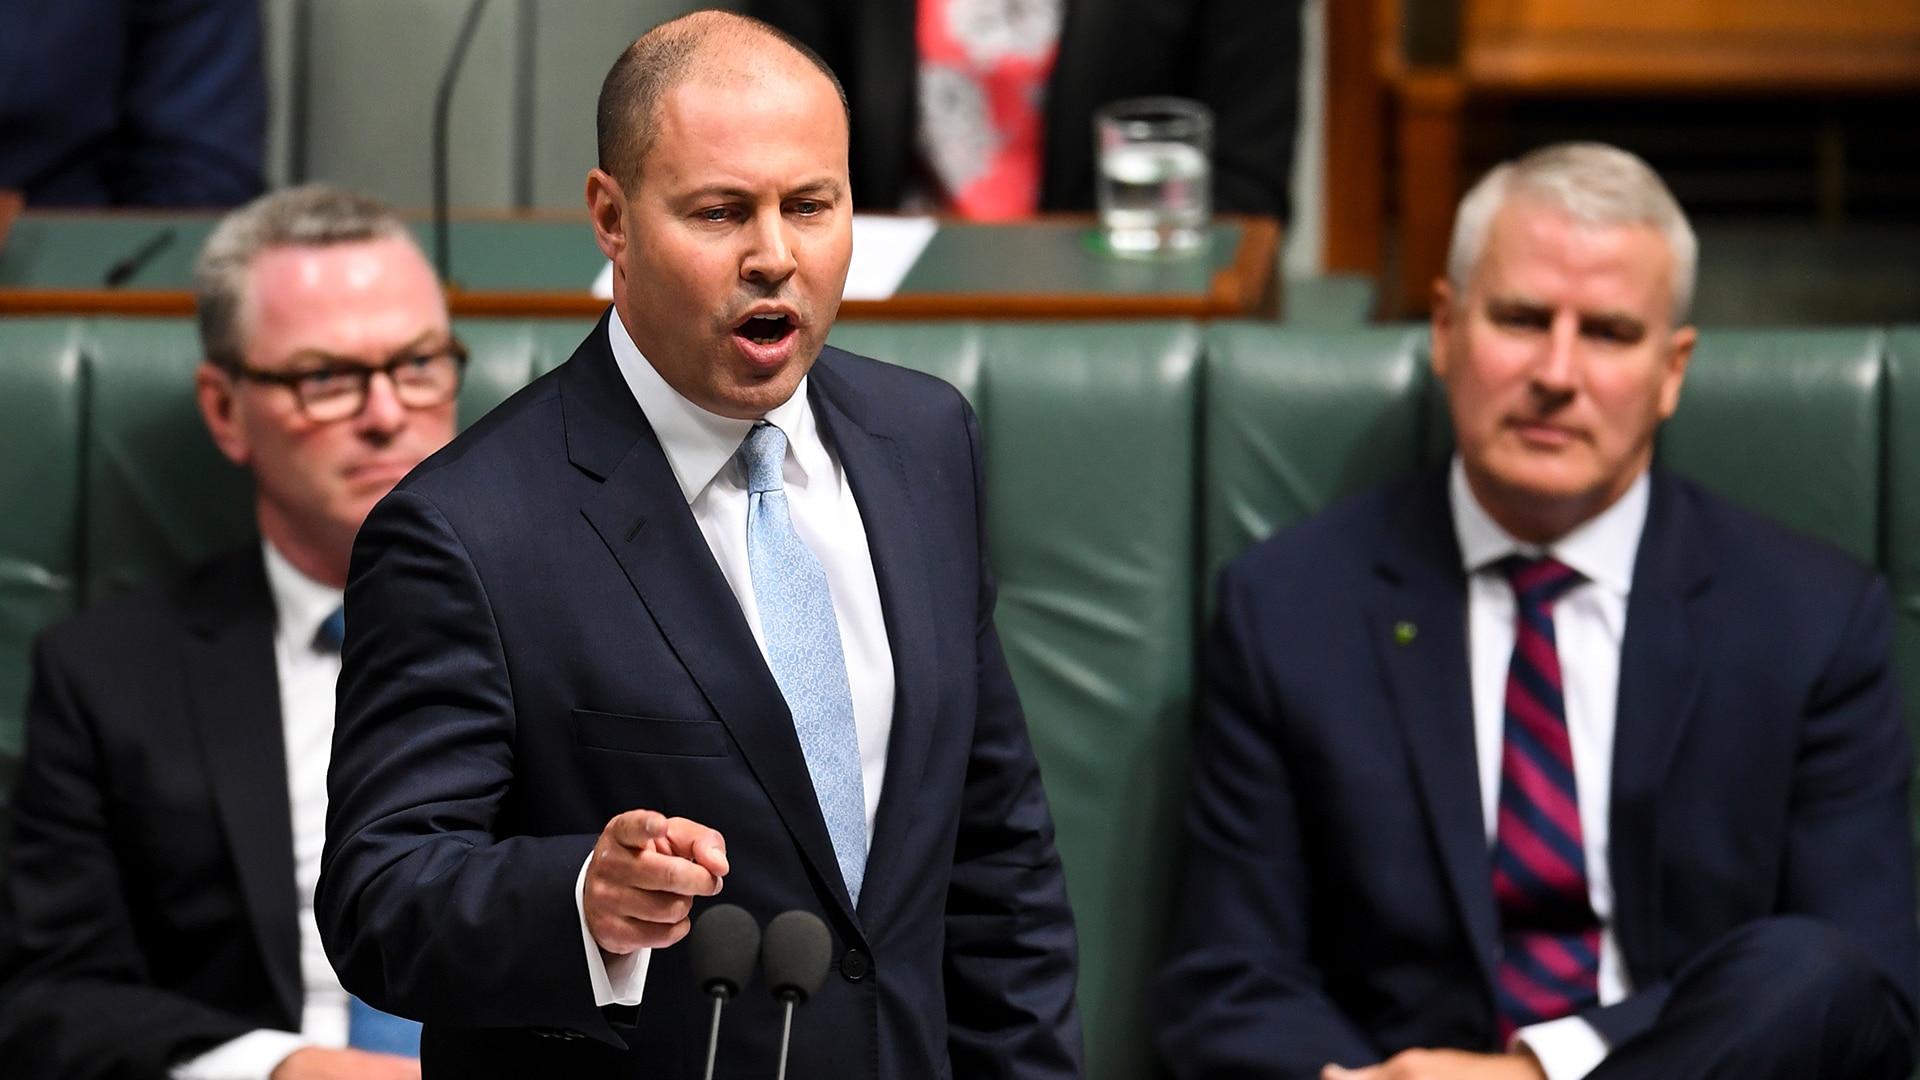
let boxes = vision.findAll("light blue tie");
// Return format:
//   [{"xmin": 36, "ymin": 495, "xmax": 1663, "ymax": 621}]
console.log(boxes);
[
  {"xmin": 739, "ymin": 422, "xmax": 867, "ymax": 904},
  {"xmin": 348, "ymin": 994, "xmax": 422, "ymax": 1056}
]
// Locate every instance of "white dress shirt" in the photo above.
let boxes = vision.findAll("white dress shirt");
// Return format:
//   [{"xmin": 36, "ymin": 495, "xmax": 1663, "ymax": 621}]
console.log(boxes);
[
  {"xmin": 170, "ymin": 543, "xmax": 351, "ymax": 1079},
  {"xmin": 578, "ymin": 313, "xmax": 897, "ymax": 1007},
  {"xmin": 1450, "ymin": 457, "xmax": 1649, "ymax": 1080}
]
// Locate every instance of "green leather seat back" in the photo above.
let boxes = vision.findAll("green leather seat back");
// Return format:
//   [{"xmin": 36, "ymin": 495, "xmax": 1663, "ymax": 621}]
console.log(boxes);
[
  {"xmin": 83, "ymin": 317, "xmax": 572, "ymax": 610},
  {"xmin": 1658, "ymin": 329, "xmax": 1885, "ymax": 566},
  {"xmin": 975, "ymin": 322, "xmax": 1200, "ymax": 1080},
  {"xmin": 1202, "ymin": 323, "xmax": 1436, "ymax": 586},
  {"xmin": 1884, "ymin": 328, "xmax": 1920, "ymax": 821},
  {"xmin": 454, "ymin": 320, "xmax": 542, "ymax": 424},
  {"xmin": 827, "ymin": 322, "xmax": 986, "ymax": 411},
  {"xmin": 0, "ymin": 319, "xmax": 86, "ymax": 805},
  {"xmin": 83, "ymin": 320, "xmax": 256, "ymax": 606},
  {"xmin": 3, "ymin": 311, "xmax": 1911, "ymax": 1080},
  {"xmin": 1205, "ymin": 324, "xmax": 1886, "ymax": 574},
  {"xmin": 527, "ymin": 318, "xmax": 612, "ymax": 377}
]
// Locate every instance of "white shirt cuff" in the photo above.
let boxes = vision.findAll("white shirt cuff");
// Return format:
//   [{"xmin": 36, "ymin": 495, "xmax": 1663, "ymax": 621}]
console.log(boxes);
[
  {"xmin": 1514, "ymin": 1015, "xmax": 1610, "ymax": 1080},
  {"xmin": 168, "ymin": 1029, "xmax": 312, "ymax": 1080},
  {"xmin": 576, "ymin": 853, "xmax": 651, "ymax": 1007}
]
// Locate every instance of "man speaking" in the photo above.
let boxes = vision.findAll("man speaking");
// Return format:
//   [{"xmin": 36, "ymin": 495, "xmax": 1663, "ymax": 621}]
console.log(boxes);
[{"xmin": 315, "ymin": 11, "xmax": 1082, "ymax": 1078}]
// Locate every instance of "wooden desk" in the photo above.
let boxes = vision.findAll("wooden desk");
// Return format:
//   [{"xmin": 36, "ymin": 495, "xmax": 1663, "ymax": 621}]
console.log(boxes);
[{"xmin": 0, "ymin": 212, "xmax": 1277, "ymax": 321}]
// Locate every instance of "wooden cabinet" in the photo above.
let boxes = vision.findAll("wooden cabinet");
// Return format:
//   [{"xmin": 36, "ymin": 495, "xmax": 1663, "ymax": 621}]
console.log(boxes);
[{"xmin": 1326, "ymin": 0, "xmax": 1920, "ymax": 314}]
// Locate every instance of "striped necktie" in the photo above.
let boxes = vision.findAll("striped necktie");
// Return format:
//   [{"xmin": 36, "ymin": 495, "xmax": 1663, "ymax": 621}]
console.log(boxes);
[{"xmin": 1491, "ymin": 555, "xmax": 1601, "ymax": 1040}]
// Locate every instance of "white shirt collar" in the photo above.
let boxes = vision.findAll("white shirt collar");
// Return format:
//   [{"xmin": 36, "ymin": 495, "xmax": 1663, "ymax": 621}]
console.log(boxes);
[
  {"xmin": 606, "ymin": 311, "xmax": 817, "ymax": 504},
  {"xmin": 1448, "ymin": 455, "xmax": 1648, "ymax": 599},
  {"xmin": 261, "ymin": 539, "xmax": 344, "ymax": 650}
]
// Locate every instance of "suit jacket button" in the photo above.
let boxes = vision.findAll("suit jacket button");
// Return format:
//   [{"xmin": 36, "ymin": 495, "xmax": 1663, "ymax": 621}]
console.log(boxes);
[{"xmin": 840, "ymin": 948, "xmax": 871, "ymax": 982}]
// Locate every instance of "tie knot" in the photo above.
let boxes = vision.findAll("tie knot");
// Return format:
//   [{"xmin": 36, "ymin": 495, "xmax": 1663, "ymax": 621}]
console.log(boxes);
[
  {"xmin": 1498, "ymin": 555, "xmax": 1583, "ymax": 608},
  {"xmin": 739, "ymin": 422, "xmax": 788, "ymax": 494},
  {"xmin": 315, "ymin": 606, "xmax": 346, "ymax": 652}
]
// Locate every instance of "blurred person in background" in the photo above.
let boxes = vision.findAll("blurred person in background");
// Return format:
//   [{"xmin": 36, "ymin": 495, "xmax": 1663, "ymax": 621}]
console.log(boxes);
[
  {"xmin": 0, "ymin": 185, "xmax": 456, "ymax": 1079},
  {"xmin": 0, "ymin": 0, "xmax": 265, "ymax": 206},
  {"xmin": 1154, "ymin": 142, "xmax": 1917, "ymax": 1080},
  {"xmin": 748, "ymin": 0, "xmax": 1300, "ymax": 221}
]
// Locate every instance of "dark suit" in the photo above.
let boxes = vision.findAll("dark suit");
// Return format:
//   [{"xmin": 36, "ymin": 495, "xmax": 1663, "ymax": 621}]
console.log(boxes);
[
  {"xmin": 316, "ymin": 314, "xmax": 1082, "ymax": 1078},
  {"xmin": 0, "ymin": 549, "xmax": 303, "ymax": 1079},
  {"xmin": 748, "ymin": 0, "xmax": 1301, "ymax": 217},
  {"xmin": 0, "ymin": 0, "xmax": 265, "ymax": 206},
  {"xmin": 1155, "ymin": 466, "xmax": 1919, "ymax": 1078}
]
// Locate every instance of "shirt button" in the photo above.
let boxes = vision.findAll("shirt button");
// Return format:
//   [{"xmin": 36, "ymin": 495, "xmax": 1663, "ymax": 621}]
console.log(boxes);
[{"xmin": 840, "ymin": 948, "xmax": 871, "ymax": 982}]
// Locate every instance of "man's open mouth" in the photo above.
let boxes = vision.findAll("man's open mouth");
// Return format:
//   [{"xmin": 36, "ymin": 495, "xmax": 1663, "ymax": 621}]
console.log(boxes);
[{"xmin": 735, "ymin": 312, "xmax": 795, "ymax": 345}]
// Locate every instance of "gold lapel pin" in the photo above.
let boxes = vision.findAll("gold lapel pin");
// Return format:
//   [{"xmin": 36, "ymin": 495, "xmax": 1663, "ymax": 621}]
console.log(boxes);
[{"xmin": 1393, "ymin": 621, "xmax": 1418, "ymax": 646}]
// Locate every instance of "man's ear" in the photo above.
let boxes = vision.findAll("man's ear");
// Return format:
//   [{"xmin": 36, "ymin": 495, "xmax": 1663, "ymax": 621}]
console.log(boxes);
[
  {"xmin": 1430, "ymin": 279, "xmax": 1458, "ymax": 381},
  {"xmin": 1656, "ymin": 324, "xmax": 1697, "ymax": 422},
  {"xmin": 586, "ymin": 168, "xmax": 629, "ymax": 265},
  {"xmin": 196, "ymin": 362, "xmax": 252, "ymax": 467}
]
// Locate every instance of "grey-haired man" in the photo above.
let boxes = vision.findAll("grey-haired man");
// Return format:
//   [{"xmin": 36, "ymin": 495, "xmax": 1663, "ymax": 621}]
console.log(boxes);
[{"xmin": 1155, "ymin": 142, "xmax": 1917, "ymax": 1080}]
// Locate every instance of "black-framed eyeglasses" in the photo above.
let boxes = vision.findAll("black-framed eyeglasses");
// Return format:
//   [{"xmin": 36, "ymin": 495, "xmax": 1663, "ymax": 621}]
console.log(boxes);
[{"xmin": 225, "ymin": 340, "xmax": 468, "ymax": 423}]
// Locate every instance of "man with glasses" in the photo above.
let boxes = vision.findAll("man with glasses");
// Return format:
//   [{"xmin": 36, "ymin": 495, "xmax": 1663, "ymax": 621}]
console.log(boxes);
[{"xmin": 0, "ymin": 185, "xmax": 457, "ymax": 1080}]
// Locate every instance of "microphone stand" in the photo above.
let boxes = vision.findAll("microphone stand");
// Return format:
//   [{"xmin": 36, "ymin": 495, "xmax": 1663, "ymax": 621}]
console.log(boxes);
[
  {"xmin": 703, "ymin": 991, "xmax": 726, "ymax": 1080},
  {"xmin": 432, "ymin": 0, "xmax": 492, "ymax": 285},
  {"xmin": 774, "ymin": 993, "xmax": 798, "ymax": 1080}
]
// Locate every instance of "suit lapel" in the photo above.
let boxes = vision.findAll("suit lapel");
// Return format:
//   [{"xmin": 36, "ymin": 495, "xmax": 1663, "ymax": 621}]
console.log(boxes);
[
  {"xmin": 807, "ymin": 357, "xmax": 940, "ymax": 922},
  {"xmin": 1369, "ymin": 470, "xmax": 1500, "ymax": 992},
  {"xmin": 563, "ymin": 324, "xmax": 858, "ymax": 924},
  {"xmin": 181, "ymin": 549, "xmax": 302, "ymax": 1028},
  {"xmin": 1608, "ymin": 473, "xmax": 1710, "ymax": 983}
]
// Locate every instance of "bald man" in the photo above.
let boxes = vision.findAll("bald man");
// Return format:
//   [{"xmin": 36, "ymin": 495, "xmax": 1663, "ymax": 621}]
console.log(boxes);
[{"xmin": 315, "ymin": 13, "xmax": 1083, "ymax": 1079}]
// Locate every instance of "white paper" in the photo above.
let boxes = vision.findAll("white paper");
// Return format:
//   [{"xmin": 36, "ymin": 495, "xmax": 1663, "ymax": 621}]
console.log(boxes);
[
  {"xmin": 844, "ymin": 215, "xmax": 938, "ymax": 300},
  {"xmin": 587, "ymin": 214, "xmax": 935, "ymax": 303}
]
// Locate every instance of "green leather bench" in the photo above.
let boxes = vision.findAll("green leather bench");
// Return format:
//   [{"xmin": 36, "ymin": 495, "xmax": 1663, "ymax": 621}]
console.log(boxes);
[{"xmin": 0, "ymin": 315, "xmax": 1914, "ymax": 1079}]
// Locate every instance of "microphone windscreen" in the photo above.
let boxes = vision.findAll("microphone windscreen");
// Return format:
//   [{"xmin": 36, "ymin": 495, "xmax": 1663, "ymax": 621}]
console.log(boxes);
[
  {"xmin": 688, "ymin": 903, "xmax": 761, "ymax": 999},
  {"xmin": 761, "ymin": 910, "xmax": 832, "ymax": 1004}
]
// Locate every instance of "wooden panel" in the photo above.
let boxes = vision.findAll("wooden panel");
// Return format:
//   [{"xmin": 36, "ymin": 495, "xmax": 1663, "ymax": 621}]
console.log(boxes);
[
  {"xmin": 1393, "ymin": 73, "xmax": 1465, "ymax": 317},
  {"xmin": 0, "ymin": 192, "xmax": 19, "ymax": 250},
  {"xmin": 1469, "ymin": 0, "xmax": 1920, "ymax": 36},
  {"xmin": 1323, "ymin": 0, "xmax": 1386, "ymax": 274},
  {"xmin": 1465, "ymin": 0, "xmax": 1920, "ymax": 90}
]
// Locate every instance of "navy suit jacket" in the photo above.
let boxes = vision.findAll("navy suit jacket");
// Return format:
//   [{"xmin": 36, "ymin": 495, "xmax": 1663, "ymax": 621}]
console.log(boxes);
[
  {"xmin": 0, "ymin": 549, "xmax": 305, "ymax": 1079},
  {"xmin": 1154, "ymin": 465, "xmax": 1918, "ymax": 1077},
  {"xmin": 316, "ymin": 314, "xmax": 1083, "ymax": 1078},
  {"xmin": 0, "ymin": 0, "xmax": 264, "ymax": 206},
  {"xmin": 747, "ymin": 0, "xmax": 1300, "ymax": 218}
]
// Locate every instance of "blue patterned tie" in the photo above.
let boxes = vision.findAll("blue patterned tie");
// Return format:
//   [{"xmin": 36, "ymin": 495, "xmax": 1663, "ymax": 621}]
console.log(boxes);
[{"xmin": 739, "ymin": 422, "xmax": 867, "ymax": 904}]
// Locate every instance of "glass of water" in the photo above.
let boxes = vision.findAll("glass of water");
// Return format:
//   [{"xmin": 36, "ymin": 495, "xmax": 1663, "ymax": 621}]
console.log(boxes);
[{"xmin": 1094, "ymin": 96, "xmax": 1213, "ymax": 257}]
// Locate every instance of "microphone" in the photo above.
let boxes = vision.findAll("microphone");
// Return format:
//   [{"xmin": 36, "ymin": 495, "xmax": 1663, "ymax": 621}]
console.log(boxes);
[
  {"xmin": 431, "ymin": 0, "xmax": 492, "ymax": 284},
  {"xmin": 688, "ymin": 904, "xmax": 761, "ymax": 1080},
  {"xmin": 102, "ymin": 228, "xmax": 175, "ymax": 287},
  {"xmin": 761, "ymin": 911, "xmax": 832, "ymax": 1080}
]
